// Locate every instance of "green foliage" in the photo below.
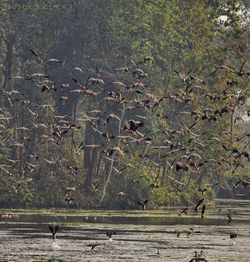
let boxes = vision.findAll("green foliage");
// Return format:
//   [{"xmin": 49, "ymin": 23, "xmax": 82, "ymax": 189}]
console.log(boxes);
[{"xmin": 0, "ymin": 0, "xmax": 249, "ymax": 209}]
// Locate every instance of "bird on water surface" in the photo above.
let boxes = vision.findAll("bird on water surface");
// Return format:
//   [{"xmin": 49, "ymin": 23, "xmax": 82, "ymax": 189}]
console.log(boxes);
[
  {"xmin": 230, "ymin": 233, "xmax": 237, "ymax": 245},
  {"xmin": 188, "ymin": 251, "xmax": 208, "ymax": 262},
  {"xmin": 106, "ymin": 230, "xmax": 116, "ymax": 241},
  {"xmin": 86, "ymin": 243, "xmax": 101, "ymax": 250},
  {"xmin": 48, "ymin": 225, "xmax": 59, "ymax": 240}
]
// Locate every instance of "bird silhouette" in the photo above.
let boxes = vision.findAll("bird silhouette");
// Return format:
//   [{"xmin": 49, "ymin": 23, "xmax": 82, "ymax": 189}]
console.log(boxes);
[
  {"xmin": 48, "ymin": 225, "xmax": 59, "ymax": 240},
  {"xmin": 178, "ymin": 207, "xmax": 188, "ymax": 216},
  {"xmin": 230, "ymin": 233, "xmax": 237, "ymax": 240},
  {"xmin": 188, "ymin": 251, "xmax": 208, "ymax": 262},
  {"xmin": 106, "ymin": 231, "xmax": 116, "ymax": 241},
  {"xmin": 137, "ymin": 199, "xmax": 148, "ymax": 210},
  {"xmin": 193, "ymin": 198, "xmax": 204, "ymax": 213},
  {"xmin": 86, "ymin": 243, "xmax": 101, "ymax": 250},
  {"xmin": 201, "ymin": 205, "xmax": 206, "ymax": 219}
]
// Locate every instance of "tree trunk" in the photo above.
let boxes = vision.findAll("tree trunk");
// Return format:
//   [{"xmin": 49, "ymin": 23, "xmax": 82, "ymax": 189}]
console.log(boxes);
[
  {"xmin": 161, "ymin": 160, "xmax": 168, "ymax": 186},
  {"xmin": 3, "ymin": 34, "xmax": 19, "ymax": 159},
  {"xmin": 99, "ymin": 106, "xmax": 125, "ymax": 206},
  {"xmin": 3, "ymin": 34, "xmax": 16, "ymax": 91},
  {"xmin": 83, "ymin": 123, "xmax": 95, "ymax": 188}
]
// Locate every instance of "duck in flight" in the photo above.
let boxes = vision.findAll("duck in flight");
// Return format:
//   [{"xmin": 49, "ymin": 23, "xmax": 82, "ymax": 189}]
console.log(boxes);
[
  {"xmin": 189, "ymin": 251, "xmax": 208, "ymax": 261},
  {"xmin": 230, "ymin": 233, "xmax": 237, "ymax": 245},
  {"xmin": 106, "ymin": 230, "xmax": 116, "ymax": 241},
  {"xmin": 86, "ymin": 243, "xmax": 101, "ymax": 250},
  {"xmin": 48, "ymin": 225, "xmax": 59, "ymax": 240},
  {"xmin": 137, "ymin": 199, "xmax": 148, "ymax": 210}
]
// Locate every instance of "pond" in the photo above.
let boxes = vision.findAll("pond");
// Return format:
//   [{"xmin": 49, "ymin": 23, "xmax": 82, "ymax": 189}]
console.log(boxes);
[{"xmin": 0, "ymin": 199, "xmax": 249, "ymax": 261}]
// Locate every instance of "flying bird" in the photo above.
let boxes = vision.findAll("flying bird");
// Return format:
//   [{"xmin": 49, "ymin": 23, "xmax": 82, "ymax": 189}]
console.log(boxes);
[
  {"xmin": 193, "ymin": 198, "xmax": 204, "ymax": 213},
  {"xmin": 137, "ymin": 199, "xmax": 148, "ymax": 210},
  {"xmin": 30, "ymin": 49, "xmax": 43, "ymax": 63},
  {"xmin": 106, "ymin": 231, "xmax": 116, "ymax": 241},
  {"xmin": 86, "ymin": 243, "xmax": 101, "ymax": 250},
  {"xmin": 201, "ymin": 205, "xmax": 206, "ymax": 219},
  {"xmin": 48, "ymin": 225, "xmax": 59, "ymax": 240}
]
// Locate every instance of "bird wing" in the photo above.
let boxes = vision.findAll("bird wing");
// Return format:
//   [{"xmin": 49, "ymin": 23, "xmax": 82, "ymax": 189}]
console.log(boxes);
[
  {"xmin": 48, "ymin": 225, "xmax": 54, "ymax": 234},
  {"xmin": 55, "ymin": 225, "xmax": 59, "ymax": 233}
]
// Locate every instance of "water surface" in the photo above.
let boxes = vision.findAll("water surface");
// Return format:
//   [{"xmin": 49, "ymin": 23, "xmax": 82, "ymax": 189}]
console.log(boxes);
[{"xmin": 0, "ymin": 199, "xmax": 249, "ymax": 261}]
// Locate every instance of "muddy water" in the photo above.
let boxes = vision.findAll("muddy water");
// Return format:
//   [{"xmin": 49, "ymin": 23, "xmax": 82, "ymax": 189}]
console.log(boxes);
[{"xmin": 0, "ymin": 199, "xmax": 249, "ymax": 261}]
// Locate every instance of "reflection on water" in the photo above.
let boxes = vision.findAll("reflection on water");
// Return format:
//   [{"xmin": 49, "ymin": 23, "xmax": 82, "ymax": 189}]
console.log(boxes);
[{"xmin": 0, "ymin": 199, "xmax": 249, "ymax": 261}]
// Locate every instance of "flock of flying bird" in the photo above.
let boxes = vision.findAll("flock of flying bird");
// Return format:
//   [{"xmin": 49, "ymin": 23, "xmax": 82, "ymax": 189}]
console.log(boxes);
[
  {"xmin": 0, "ymin": 49, "xmax": 249, "ymax": 261},
  {"xmin": 0, "ymin": 50, "xmax": 250, "ymax": 205}
]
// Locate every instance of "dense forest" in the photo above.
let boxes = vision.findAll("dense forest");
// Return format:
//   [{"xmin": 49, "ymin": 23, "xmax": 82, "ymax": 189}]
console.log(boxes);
[{"xmin": 0, "ymin": 0, "xmax": 249, "ymax": 209}]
